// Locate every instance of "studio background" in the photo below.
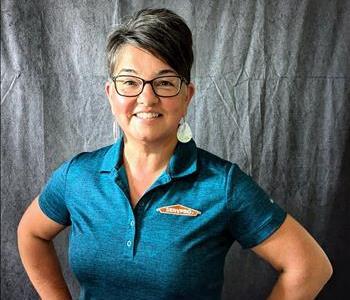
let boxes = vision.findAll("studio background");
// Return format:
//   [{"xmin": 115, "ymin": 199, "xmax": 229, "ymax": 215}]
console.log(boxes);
[{"xmin": 1, "ymin": 0, "xmax": 349, "ymax": 299}]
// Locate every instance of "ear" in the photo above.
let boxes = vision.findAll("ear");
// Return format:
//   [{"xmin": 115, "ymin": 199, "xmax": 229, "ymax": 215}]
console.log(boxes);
[
  {"xmin": 186, "ymin": 82, "xmax": 195, "ymax": 104},
  {"xmin": 105, "ymin": 80, "xmax": 113, "ymax": 98},
  {"xmin": 182, "ymin": 82, "xmax": 195, "ymax": 116},
  {"xmin": 105, "ymin": 80, "xmax": 115, "ymax": 114}
]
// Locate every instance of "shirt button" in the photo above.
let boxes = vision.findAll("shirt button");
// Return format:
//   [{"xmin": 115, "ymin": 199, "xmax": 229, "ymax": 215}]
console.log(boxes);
[
  {"xmin": 130, "ymin": 220, "xmax": 135, "ymax": 227},
  {"xmin": 126, "ymin": 240, "xmax": 132, "ymax": 247}
]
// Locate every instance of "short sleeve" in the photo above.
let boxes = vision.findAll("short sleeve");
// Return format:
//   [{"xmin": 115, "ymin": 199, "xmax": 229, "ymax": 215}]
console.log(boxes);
[
  {"xmin": 38, "ymin": 161, "xmax": 71, "ymax": 226},
  {"xmin": 226, "ymin": 164, "xmax": 286, "ymax": 249}
]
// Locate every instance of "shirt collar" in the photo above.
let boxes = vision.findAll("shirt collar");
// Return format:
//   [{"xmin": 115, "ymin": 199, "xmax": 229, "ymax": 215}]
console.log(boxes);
[
  {"xmin": 99, "ymin": 137, "xmax": 198, "ymax": 178},
  {"xmin": 167, "ymin": 139, "xmax": 198, "ymax": 178},
  {"xmin": 99, "ymin": 138, "xmax": 124, "ymax": 173}
]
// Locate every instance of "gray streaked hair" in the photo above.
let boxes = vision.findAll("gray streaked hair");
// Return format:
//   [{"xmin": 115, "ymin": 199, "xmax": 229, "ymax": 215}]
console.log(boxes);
[{"xmin": 106, "ymin": 8, "xmax": 193, "ymax": 82}]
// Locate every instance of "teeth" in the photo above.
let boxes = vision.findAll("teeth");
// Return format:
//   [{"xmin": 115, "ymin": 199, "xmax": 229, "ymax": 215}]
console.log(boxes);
[{"xmin": 135, "ymin": 112, "xmax": 160, "ymax": 119}]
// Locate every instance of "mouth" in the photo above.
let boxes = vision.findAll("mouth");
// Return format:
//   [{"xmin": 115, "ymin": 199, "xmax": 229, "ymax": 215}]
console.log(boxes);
[{"xmin": 133, "ymin": 112, "xmax": 162, "ymax": 119}]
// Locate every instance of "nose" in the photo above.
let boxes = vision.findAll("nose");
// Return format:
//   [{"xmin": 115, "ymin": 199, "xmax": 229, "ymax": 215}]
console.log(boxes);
[{"xmin": 137, "ymin": 82, "xmax": 159, "ymax": 105}]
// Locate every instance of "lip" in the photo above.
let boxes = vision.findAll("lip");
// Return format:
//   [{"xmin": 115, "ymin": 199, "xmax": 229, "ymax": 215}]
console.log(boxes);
[
  {"xmin": 132, "ymin": 111, "xmax": 163, "ymax": 120},
  {"xmin": 133, "ymin": 110, "xmax": 162, "ymax": 115},
  {"xmin": 132, "ymin": 111, "xmax": 163, "ymax": 116}
]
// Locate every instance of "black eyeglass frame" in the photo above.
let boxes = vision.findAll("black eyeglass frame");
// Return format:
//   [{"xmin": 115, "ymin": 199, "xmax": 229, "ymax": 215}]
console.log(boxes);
[{"xmin": 111, "ymin": 75, "xmax": 188, "ymax": 98}]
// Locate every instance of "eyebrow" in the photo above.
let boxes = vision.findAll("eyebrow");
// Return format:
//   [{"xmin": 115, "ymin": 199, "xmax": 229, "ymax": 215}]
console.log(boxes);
[
  {"xmin": 157, "ymin": 69, "xmax": 177, "ymax": 76},
  {"xmin": 118, "ymin": 68, "xmax": 137, "ymax": 74},
  {"xmin": 117, "ymin": 68, "xmax": 177, "ymax": 76}
]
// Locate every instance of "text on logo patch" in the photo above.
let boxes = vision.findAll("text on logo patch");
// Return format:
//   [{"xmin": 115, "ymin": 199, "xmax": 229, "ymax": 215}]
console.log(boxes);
[{"xmin": 157, "ymin": 204, "xmax": 201, "ymax": 217}]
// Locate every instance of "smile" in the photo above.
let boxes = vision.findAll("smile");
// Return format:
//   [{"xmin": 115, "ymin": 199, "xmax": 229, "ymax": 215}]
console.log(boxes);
[{"xmin": 134, "ymin": 112, "xmax": 162, "ymax": 119}]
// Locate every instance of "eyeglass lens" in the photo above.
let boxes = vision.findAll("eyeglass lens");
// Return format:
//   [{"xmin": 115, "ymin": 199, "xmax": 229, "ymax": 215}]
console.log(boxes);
[{"xmin": 114, "ymin": 76, "xmax": 182, "ymax": 97}]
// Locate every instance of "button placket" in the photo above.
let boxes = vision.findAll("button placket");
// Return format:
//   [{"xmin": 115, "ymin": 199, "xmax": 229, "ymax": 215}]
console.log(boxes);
[{"xmin": 124, "ymin": 212, "xmax": 136, "ymax": 258}]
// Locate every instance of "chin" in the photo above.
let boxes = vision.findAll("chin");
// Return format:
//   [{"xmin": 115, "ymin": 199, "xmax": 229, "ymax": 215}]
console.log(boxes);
[{"xmin": 127, "ymin": 131, "xmax": 177, "ymax": 145}]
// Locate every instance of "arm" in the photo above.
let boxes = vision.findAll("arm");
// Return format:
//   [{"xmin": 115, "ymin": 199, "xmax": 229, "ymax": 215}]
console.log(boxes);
[
  {"xmin": 17, "ymin": 197, "xmax": 72, "ymax": 300},
  {"xmin": 252, "ymin": 214, "xmax": 333, "ymax": 300}
]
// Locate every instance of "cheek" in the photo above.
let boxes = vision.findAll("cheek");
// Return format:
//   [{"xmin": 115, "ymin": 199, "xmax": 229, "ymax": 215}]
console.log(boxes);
[
  {"xmin": 110, "ymin": 96, "xmax": 135, "ymax": 117},
  {"xmin": 164, "ymin": 99, "xmax": 188, "ymax": 116}
]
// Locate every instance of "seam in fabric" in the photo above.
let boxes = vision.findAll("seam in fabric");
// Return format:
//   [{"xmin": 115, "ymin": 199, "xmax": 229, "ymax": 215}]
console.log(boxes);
[
  {"xmin": 224, "ymin": 163, "xmax": 235, "ymax": 234},
  {"xmin": 241, "ymin": 212, "xmax": 287, "ymax": 249}
]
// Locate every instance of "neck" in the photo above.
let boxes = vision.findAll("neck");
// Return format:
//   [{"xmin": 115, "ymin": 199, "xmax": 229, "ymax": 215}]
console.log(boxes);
[{"xmin": 123, "ymin": 135, "xmax": 178, "ymax": 174}]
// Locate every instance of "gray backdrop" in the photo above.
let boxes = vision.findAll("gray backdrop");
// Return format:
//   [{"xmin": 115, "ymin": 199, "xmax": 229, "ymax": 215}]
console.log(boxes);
[{"xmin": 1, "ymin": 0, "xmax": 349, "ymax": 299}]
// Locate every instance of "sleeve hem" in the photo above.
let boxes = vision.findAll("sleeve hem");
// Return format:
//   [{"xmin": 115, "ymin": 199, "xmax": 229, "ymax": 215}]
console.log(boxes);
[
  {"xmin": 239, "ymin": 211, "xmax": 287, "ymax": 249},
  {"xmin": 38, "ymin": 196, "xmax": 71, "ymax": 226}
]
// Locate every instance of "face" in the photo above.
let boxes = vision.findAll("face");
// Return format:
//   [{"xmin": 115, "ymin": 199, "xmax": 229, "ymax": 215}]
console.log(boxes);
[{"xmin": 105, "ymin": 44, "xmax": 195, "ymax": 145}]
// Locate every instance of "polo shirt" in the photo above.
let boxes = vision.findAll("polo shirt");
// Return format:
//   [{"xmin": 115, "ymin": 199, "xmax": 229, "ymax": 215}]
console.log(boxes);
[{"xmin": 39, "ymin": 138, "xmax": 286, "ymax": 300}]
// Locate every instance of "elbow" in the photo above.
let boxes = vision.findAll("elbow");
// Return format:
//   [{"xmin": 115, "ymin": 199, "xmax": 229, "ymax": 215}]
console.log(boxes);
[
  {"xmin": 17, "ymin": 213, "xmax": 34, "ymax": 245},
  {"xmin": 302, "ymin": 245, "xmax": 334, "ymax": 289},
  {"xmin": 17, "ymin": 216, "xmax": 28, "ymax": 248},
  {"xmin": 322, "ymin": 256, "xmax": 333, "ymax": 283},
  {"xmin": 307, "ymin": 254, "xmax": 333, "ymax": 287},
  {"xmin": 277, "ymin": 255, "xmax": 333, "ymax": 297},
  {"xmin": 314, "ymin": 250, "xmax": 333, "ymax": 285},
  {"xmin": 17, "ymin": 213, "xmax": 29, "ymax": 237},
  {"xmin": 293, "ymin": 256, "xmax": 333, "ymax": 293},
  {"xmin": 17, "ymin": 217, "xmax": 24, "ymax": 240},
  {"xmin": 307, "ymin": 258, "xmax": 333, "ymax": 294}
]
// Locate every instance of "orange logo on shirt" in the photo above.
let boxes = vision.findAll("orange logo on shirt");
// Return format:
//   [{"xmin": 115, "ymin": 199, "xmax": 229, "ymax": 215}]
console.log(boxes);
[{"xmin": 157, "ymin": 204, "xmax": 201, "ymax": 217}]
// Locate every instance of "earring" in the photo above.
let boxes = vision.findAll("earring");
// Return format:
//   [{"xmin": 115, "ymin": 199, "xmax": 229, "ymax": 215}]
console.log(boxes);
[
  {"xmin": 113, "ymin": 120, "xmax": 121, "ymax": 141},
  {"xmin": 177, "ymin": 118, "xmax": 192, "ymax": 143}
]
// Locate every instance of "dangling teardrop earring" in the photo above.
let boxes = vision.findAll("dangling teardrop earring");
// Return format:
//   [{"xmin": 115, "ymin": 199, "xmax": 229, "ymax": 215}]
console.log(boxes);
[
  {"xmin": 113, "ymin": 120, "xmax": 121, "ymax": 141},
  {"xmin": 177, "ymin": 118, "xmax": 192, "ymax": 143}
]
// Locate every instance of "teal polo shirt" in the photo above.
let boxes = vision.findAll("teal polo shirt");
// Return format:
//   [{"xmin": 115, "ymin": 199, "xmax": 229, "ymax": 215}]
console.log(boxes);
[{"xmin": 39, "ymin": 138, "xmax": 286, "ymax": 300}]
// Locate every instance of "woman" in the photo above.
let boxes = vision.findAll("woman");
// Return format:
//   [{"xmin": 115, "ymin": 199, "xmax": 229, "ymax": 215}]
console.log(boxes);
[{"xmin": 18, "ymin": 8, "xmax": 332, "ymax": 300}]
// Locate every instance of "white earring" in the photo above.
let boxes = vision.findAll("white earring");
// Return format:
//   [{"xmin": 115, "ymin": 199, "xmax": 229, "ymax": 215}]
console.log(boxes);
[
  {"xmin": 177, "ymin": 118, "xmax": 192, "ymax": 143},
  {"xmin": 113, "ymin": 120, "xmax": 121, "ymax": 141}
]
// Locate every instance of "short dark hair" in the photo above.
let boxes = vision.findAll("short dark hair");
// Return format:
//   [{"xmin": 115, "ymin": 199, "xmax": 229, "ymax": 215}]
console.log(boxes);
[{"xmin": 106, "ymin": 8, "xmax": 193, "ymax": 82}]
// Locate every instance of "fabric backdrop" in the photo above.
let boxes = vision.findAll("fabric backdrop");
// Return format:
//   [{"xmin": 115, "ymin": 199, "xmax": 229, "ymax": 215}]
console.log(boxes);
[{"xmin": 1, "ymin": 0, "xmax": 349, "ymax": 299}]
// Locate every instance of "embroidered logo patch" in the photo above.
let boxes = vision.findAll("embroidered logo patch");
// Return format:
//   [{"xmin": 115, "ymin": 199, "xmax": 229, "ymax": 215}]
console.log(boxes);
[{"xmin": 157, "ymin": 204, "xmax": 201, "ymax": 217}]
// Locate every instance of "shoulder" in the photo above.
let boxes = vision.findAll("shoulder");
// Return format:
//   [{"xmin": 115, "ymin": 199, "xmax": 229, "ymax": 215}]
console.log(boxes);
[
  {"xmin": 194, "ymin": 146, "xmax": 246, "ymax": 192},
  {"xmin": 64, "ymin": 144, "xmax": 114, "ymax": 174},
  {"xmin": 196, "ymin": 146, "xmax": 237, "ymax": 174},
  {"xmin": 195, "ymin": 146, "xmax": 257, "ymax": 196}
]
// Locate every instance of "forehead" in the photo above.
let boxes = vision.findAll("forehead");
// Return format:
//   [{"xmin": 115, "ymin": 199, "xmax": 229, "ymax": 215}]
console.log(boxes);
[{"xmin": 114, "ymin": 44, "xmax": 176, "ymax": 77}]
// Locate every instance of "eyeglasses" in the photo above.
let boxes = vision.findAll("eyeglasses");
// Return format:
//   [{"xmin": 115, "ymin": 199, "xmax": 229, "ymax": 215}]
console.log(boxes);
[{"xmin": 111, "ymin": 75, "xmax": 188, "ymax": 97}]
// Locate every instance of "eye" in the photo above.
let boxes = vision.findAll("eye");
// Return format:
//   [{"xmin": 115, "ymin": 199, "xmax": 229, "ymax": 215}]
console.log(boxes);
[
  {"xmin": 155, "ymin": 79, "xmax": 176, "ymax": 87},
  {"xmin": 121, "ymin": 79, "xmax": 139, "ymax": 86},
  {"xmin": 115, "ymin": 76, "xmax": 142, "ymax": 86},
  {"xmin": 161, "ymin": 80, "xmax": 174, "ymax": 86}
]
